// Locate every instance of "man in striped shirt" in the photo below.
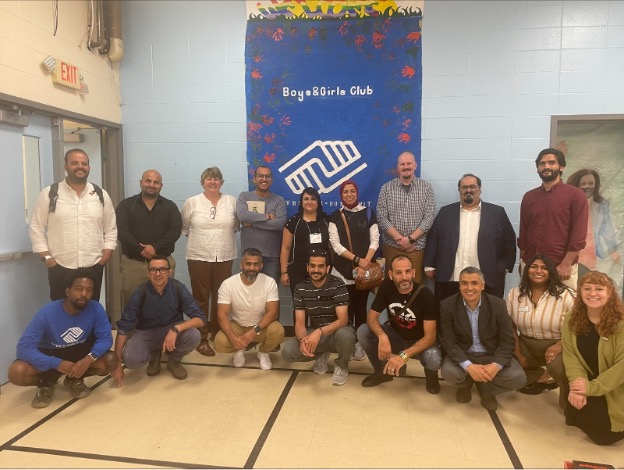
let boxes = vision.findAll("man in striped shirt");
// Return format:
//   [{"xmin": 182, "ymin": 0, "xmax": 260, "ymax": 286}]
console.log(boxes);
[{"xmin": 281, "ymin": 250, "xmax": 356, "ymax": 385}]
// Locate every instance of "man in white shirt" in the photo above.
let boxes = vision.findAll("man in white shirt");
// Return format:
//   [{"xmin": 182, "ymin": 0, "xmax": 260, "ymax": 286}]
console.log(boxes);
[
  {"xmin": 214, "ymin": 248, "xmax": 285, "ymax": 370},
  {"xmin": 29, "ymin": 149, "xmax": 117, "ymax": 301},
  {"xmin": 423, "ymin": 174, "xmax": 516, "ymax": 303}
]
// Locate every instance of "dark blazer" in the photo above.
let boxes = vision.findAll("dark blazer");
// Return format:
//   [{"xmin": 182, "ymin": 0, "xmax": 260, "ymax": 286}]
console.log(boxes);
[
  {"xmin": 423, "ymin": 201, "xmax": 516, "ymax": 293},
  {"xmin": 439, "ymin": 292, "xmax": 516, "ymax": 367}
]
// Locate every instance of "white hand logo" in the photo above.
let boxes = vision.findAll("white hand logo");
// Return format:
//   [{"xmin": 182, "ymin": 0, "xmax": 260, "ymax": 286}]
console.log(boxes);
[{"xmin": 278, "ymin": 140, "xmax": 367, "ymax": 194}]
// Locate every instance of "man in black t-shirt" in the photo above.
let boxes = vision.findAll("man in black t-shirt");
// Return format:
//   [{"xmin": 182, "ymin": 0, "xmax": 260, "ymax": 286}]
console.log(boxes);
[{"xmin": 357, "ymin": 255, "xmax": 442, "ymax": 393}]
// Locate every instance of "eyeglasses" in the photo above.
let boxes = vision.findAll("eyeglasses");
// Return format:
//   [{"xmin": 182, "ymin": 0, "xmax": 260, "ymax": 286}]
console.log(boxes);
[
  {"xmin": 148, "ymin": 267, "xmax": 170, "ymax": 274},
  {"xmin": 210, "ymin": 206, "xmax": 216, "ymax": 219},
  {"xmin": 460, "ymin": 185, "xmax": 480, "ymax": 191},
  {"xmin": 256, "ymin": 174, "xmax": 272, "ymax": 180}
]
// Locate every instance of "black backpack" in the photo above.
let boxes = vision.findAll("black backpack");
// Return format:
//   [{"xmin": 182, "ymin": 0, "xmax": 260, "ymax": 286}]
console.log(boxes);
[{"xmin": 48, "ymin": 182, "xmax": 104, "ymax": 212}]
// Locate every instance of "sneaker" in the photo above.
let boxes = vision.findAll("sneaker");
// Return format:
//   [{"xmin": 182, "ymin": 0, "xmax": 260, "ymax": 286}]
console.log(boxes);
[
  {"xmin": 233, "ymin": 350, "xmax": 246, "ymax": 368},
  {"xmin": 31, "ymin": 385, "xmax": 55, "ymax": 408},
  {"xmin": 313, "ymin": 352, "xmax": 330, "ymax": 375},
  {"xmin": 257, "ymin": 351, "xmax": 272, "ymax": 371},
  {"xmin": 63, "ymin": 377, "xmax": 91, "ymax": 399},
  {"xmin": 147, "ymin": 349, "xmax": 162, "ymax": 376},
  {"xmin": 361, "ymin": 372, "xmax": 393, "ymax": 388},
  {"xmin": 166, "ymin": 358, "xmax": 188, "ymax": 380},
  {"xmin": 350, "ymin": 342, "xmax": 366, "ymax": 361},
  {"xmin": 332, "ymin": 365, "xmax": 348, "ymax": 386}
]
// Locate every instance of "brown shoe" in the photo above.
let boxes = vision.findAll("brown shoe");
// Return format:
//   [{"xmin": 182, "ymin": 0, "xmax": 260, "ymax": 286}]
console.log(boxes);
[
  {"xmin": 196, "ymin": 341, "xmax": 215, "ymax": 357},
  {"xmin": 167, "ymin": 358, "xmax": 188, "ymax": 380},
  {"xmin": 147, "ymin": 349, "xmax": 162, "ymax": 376}
]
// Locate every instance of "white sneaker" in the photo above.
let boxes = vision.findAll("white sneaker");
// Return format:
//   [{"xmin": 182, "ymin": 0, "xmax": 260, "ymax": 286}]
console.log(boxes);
[
  {"xmin": 233, "ymin": 350, "xmax": 245, "ymax": 368},
  {"xmin": 313, "ymin": 352, "xmax": 330, "ymax": 375},
  {"xmin": 351, "ymin": 342, "xmax": 366, "ymax": 361},
  {"xmin": 257, "ymin": 351, "xmax": 272, "ymax": 371},
  {"xmin": 332, "ymin": 365, "xmax": 348, "ymax": 386}
]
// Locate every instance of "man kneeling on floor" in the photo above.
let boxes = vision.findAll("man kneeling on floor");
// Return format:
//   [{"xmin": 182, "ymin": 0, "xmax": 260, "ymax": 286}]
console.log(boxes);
[
  {"xmin": 440, "ymin": 267, "xmax": 526, "ymax": 411},
  {"xmin": 112, "ymin": 255, "xmax": 207, "ymax": 385},
  {"xmin": 281, "ymin": 250, "xmax": 356, "ymax": 385},
  {"xmin": 8, "ymin": 268, "xmax": 118, "ymax": 408},
  {"xmin": 357, "ymin": 255, "xmax": 442, "ymax": 393},
  {"xmin": 214, "ymin": 248, "xmax": 285, "ymax": 369}
]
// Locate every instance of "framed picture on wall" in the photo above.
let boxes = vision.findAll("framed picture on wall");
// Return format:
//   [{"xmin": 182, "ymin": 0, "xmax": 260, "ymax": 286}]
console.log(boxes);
[{"xmin": 551, "ymin": 114, "xmax": 624, "ymax": 296}]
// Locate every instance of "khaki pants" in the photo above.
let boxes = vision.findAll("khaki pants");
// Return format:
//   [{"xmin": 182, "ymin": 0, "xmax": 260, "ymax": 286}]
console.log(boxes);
[
  {"xmin": 120, "ymin": 255, "xmax": 176, "ymax": 309},
  {"xmin": 214, "ymin": 320, "xmax": 285, "ymax": 353},
  {"xmin": 382, "ymin": 244, "xmax": 424, "ymax": 284}
]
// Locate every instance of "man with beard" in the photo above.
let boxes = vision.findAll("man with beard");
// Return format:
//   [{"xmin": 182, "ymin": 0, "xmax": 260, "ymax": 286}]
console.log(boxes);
[
  {"xmin": 424, "ymin": 174, "xmax": 516, "ymax": 302},
  {"xmin": 214, "ymin": 248, "xmax": 284, "ymax": 370},
  {"xmin": 29, "ymin": 148, "xmax": 117, "ymax": 301},
  {"xmin": 376, "ymin": 151, "xmax": 435, "ymax": 283},
  {"xmin": 281, "ymin": 250, "xmax": 355, "ymax": 385},
  {"xmin": 440, "ymin": 267, "xmax": 526, "ymax": 411},
  {"xmin": 237, "ymin": 166, "xmax": 287, "ymax": 284},
  {"xmin": 112, "ymin": 256, "xmax": 206, "ymax": 384},
  {"xmin": 116, "ymin": 169, "xmax": 182, "ymax": 308},
  {"xmin": 8, "ymin": 268, "xmax": 118, "ymax": 408},
  {"xmin": 357, "ymin": 255, "xmax": 442, "ymax": 393},
  {"xmin": 518, "ymin": 148, "xmax": 588, "ymax": 289}
]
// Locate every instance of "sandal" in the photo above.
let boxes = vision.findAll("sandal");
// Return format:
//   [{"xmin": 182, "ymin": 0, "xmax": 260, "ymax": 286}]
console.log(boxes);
[{"xmin": 196, "ymin": 341, "xmax": 215, "ymax": 357}]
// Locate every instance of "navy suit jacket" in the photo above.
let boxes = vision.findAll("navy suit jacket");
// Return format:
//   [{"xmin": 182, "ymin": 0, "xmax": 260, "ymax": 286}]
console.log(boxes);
[
  {"xmin": 423, "ymin": 201, "xmax": 516, "ymax": 293},
  {"xmin": 439, "ymin": 292, "xmax": 516, "ymax": 367}
]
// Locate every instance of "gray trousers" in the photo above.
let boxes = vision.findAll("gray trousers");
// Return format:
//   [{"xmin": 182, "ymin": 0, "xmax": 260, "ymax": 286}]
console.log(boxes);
[
  {"xmin": 441, "ymin": 354, "xmax": 526, "ymax": 397},
  {"xmin": 519, "ymin": 335, "xmax": 567, "ymax": 409},
  {"xmin": 281, "ymin": 326, "xmax": 356, "ymax": 370},
  {"xmin": 120, "ymin": 255, "xmax": 176, "ymax": 309},
  {"xmin": 122, "ymin": 324, "xmax": 200, "ymax": 368}
]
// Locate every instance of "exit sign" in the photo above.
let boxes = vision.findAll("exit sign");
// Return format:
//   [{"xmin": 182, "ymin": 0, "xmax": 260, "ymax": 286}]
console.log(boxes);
[{"xmin": 52, "ymin": 59, "xmax": 80, "ymax": 90}]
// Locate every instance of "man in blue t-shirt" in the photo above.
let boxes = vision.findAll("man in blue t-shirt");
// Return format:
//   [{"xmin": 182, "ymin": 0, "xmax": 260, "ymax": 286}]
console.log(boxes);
[{"xmin": 8, "ymin": 268, "xmax": 118, "ymax": 409}]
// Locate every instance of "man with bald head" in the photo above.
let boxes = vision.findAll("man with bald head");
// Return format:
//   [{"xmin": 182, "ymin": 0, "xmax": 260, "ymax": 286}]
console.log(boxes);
[
  {"xmin": 116, "ymin": 170, "xmax": 182, "ymax": 308},
  {"xmin": 377, "ymin": 151, "xmax": 435, "ymax": 283}
]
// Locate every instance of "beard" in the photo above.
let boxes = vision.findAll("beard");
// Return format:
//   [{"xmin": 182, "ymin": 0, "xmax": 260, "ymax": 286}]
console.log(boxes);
[
  {"xmin": 538, "ymin": 169, "xmax": 560, "ymax": 182},
  {"xmin": 243, "ymin": 271, "xmax": 258, "ymax": 282}
]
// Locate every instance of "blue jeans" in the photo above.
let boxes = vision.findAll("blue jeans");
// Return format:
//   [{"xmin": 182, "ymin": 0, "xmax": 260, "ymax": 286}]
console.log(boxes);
[
  {"xmin": 122, "ymin": 324, "xmax": 201, "ymax": 367},
  {"xmin": 357, "ymin": 323, "xmax": 442, "ymax": 374},
  {"xmin": 261, "ymin": 256, "xmax": 280, "ymax": 285}
]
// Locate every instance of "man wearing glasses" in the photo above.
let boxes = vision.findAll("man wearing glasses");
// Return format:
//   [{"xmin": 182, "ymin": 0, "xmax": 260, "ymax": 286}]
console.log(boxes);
[
  {"xmin": 423, "ymin": 174, "xmax": 516, "ymax": 303},
  {"xmin": 236, "ymin": 166, "xmax": 287, "ymax": 284},
  {"xmin": 111, "ymin": 256, "xmax": 207, "ymax": 385}
]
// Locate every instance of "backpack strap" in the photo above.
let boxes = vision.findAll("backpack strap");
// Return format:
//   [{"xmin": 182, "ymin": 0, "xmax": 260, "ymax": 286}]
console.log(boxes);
[{"xmin": 48, "ymin": 182, "xmax": 104, "ymax": 212}]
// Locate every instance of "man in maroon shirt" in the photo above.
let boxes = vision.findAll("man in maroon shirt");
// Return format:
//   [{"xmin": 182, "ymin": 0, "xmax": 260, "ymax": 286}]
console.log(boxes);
[{"xmin": 518, "ymin": 148, "xmax": 588, "ymax": 289}]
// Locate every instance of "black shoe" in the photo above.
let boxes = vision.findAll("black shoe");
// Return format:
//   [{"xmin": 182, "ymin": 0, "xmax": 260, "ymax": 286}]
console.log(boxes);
[
  {"xmin": 480, "ymin": 394, "xmax": 498, "ymax": 411},
  {"xmin": 518, "ymin": 381, "xmax": 559, "ymax": 395},
  {"xmin": 424, "ymin": 369, "xmax": 440, "ymax": 395},
  {"xmin": 147, "ymin": 349, "xmax": 162, "ymax": 376},
  {"xmin": 456, "ymin": 384, "xmax": 473, "ymax": 403},
  {"xmin": 167, "ymin": 358, "xmax": 188, "ymax": 380},
  {"xmin": 361, "ymin": 372, "xmax": 393, "ymax": 388}
]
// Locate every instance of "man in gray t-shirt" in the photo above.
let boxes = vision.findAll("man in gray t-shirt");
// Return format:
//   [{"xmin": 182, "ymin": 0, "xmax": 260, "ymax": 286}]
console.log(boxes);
[{"xmin": 236, "ymin": 166, "xmax": 286, "ymax": 283}]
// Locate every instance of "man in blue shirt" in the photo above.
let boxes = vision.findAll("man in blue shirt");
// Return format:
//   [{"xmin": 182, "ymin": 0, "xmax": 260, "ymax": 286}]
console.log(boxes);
[
  {"xmin": 439, "ymin": 267, "xmax": 526, "ymax": 411},
  {"xmin": 8, "ymin": 268, "xmax": 118, "ymax": 409},
  {"xmin": 112, "ymin": 255, "xmax": 207, "ymax": 385}
]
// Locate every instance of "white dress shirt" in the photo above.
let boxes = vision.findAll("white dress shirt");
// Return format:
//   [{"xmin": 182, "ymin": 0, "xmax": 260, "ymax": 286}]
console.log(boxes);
[{"xmin": 451, "ymin": 202, "xmax": 481, "ymax": 281}]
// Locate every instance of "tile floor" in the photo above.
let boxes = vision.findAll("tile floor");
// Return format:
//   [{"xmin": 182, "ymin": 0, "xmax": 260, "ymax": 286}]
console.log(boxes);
[{"xmin": 1, "ymin": 337, "xmax": 623, "ymax": 469}]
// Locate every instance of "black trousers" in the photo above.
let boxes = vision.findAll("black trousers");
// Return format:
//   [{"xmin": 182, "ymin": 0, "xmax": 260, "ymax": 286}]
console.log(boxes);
[{"xmin": 37, "ymin": 334, "xmax": 96, "ymax": 386}]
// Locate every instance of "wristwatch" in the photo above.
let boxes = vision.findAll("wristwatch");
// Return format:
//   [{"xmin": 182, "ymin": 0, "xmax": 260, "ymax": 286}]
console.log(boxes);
[
  {"xmin": 170, "ymin": 325, "xmax": 180, "ymax": 334},
  {"xmin": 41, "ymin": 255, "xmax": 52, "ymax": 262},
  {"xmin": 87, "ymin": 352, "xmax": 97, "ymax": 362},
  {"xmin": 407, "ymin": 236, "xmax": 416, "ymax": 244},
  {"xmin": 253, "ymin": 324, "xmax": 262, "ymax": 335}
]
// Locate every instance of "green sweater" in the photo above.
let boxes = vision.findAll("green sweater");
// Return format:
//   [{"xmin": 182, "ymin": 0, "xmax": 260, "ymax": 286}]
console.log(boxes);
[{"xmin": 562, "ymin": 315, "xmax": 624, "ymax": 432}]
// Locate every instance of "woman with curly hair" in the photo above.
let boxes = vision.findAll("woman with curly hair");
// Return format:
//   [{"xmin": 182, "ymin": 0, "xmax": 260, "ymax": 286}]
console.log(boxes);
[
  {"xmin": 562, "ymin": 271, "xmax": 624, "ymax": 445},
  {"xmin": 506, "ymin": 255, "xmax": 575, "ymax": 407}
]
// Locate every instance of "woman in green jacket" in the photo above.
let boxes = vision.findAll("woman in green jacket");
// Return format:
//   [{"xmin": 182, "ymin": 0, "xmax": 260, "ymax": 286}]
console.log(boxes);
[{"xmin": 562, "ymin": 271, "xmax": 624, "ymax": 445}]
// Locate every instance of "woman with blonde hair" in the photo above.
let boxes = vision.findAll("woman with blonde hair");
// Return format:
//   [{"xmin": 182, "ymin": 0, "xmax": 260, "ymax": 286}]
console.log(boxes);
[
  {"xmin": 182, "ymin": 167, "xmax": 239, "ymax": 356},
  {"xmin": 562, "ymin": 271, "xmax": 624, "ymax": 445}
]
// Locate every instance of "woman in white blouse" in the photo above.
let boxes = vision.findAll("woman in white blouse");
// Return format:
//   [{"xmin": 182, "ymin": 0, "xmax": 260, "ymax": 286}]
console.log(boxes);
[
  {"xmin": 506, "ymin": 254, "xmax": 575, "ymax": 408},
  {"xmin": 182, "ymin": 167, "xmax": 239, "ymax": 357}
]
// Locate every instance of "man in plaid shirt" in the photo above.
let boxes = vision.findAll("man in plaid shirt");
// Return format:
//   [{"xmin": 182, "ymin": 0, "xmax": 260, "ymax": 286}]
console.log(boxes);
[{"xmin": 376, "ymin": 151, "xmax": 435, "ymax": 283}]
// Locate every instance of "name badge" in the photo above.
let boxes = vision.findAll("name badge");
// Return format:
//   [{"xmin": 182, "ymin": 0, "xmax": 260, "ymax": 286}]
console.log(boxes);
[
  {"xmin": 310, "ymin": 233, "xmax": 322, "ymax": 244},
  {"xmin": 519, "ymin": 307, "xmax": 529, "ymax": 312}
]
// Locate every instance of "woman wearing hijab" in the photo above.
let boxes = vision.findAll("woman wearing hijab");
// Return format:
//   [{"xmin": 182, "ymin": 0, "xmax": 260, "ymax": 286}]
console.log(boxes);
[{"xmin": 329, "ymin": 180, "xmax": 380, "ymax": 361}]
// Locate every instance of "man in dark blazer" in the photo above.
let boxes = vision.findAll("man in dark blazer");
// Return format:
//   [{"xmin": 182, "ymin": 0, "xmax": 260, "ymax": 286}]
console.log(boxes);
[
  {"xmin": 440, "ymin": 267, "xmax": 526, "ymax": 411},
  {"xmin": 424, "ymin": 174, "xmax": 516, "ymax": 303}
]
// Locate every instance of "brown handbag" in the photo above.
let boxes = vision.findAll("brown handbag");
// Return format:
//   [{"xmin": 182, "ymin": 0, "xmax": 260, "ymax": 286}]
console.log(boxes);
[{"xmin": 340, "ymin": 210, "xmax": 384, "ymax": 290}]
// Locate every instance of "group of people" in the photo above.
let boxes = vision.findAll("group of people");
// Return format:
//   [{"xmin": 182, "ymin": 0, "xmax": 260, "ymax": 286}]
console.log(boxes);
[{"xmin": 8, "ymin": 147, "xmax": 624, "ymax": 446}]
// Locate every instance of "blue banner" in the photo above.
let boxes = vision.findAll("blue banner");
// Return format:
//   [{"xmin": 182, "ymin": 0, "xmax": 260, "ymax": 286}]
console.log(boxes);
[{"xmin": 245, "ymin": 6, "xmax": 423, "ymax": 216}]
